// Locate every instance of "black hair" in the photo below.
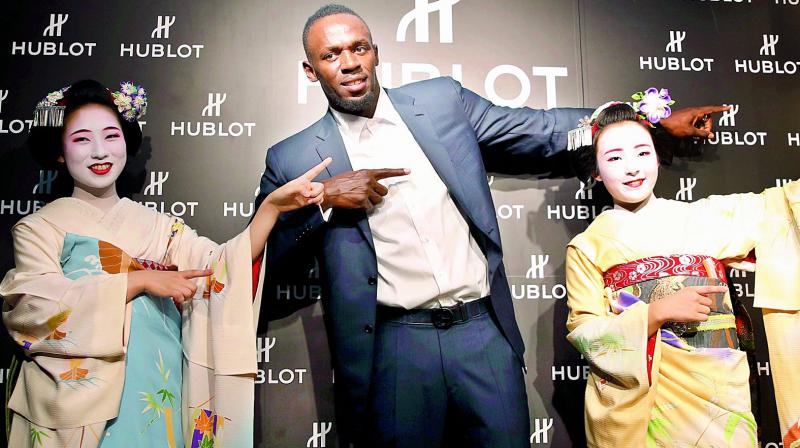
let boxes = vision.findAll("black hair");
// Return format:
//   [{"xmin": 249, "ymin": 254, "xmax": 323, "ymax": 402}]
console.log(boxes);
[
  {"xmin": 302, "ymin": 4, "xmax": 371, "ymax": 59},
  {"xmin": 570, "ymin": 103, "xmax": 673, "ymax": 186},
  {"xmin": 28, "ymin": 79, "xmax": 143, "ymax": 169}
]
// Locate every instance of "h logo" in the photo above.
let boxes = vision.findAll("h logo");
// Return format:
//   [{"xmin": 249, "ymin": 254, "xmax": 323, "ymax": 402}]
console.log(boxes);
[
  {"xmin": 201, "ymin": 93, "xmax": 227, "ymax": 117},
  {"xmin": 760, "ymin": 34, "xmax": 779, "ymax": 56},
  {"xmin": 529, "ymin": 418, "xmax": 554, "ymax": 444},
  {"xmin": 306, "ymin": 422, "xmax": 333, "ymax": 447},
  {"xmin": 143, "ymin": 171, "xmax": 170, "ymax": 196},
  {"xmin": 151, "ymin": 15, "xmax": 176, "ymax": 39},
  {"xmin": 262, "ymin": 337, "xmax": 276, "ymax": 363},
  {"xmin": 729, "ymin": 268, "xmax": 746, "ymax": 278},
  {"xmin": 525, "ymin": 255, "xmax": 549, "ymax": 280},
  {"xmin": 309, "ymin": 258, "xmax": 321, "ymax": 279},
  {"xmin": 574, "ymin": 181, "xmax": 593, "ymax": 200},
  {"xmin": 43, "ymin": 13, "xmax": 69, "ymax": 37},
  {"xmin": 32, "ymin": 170, "xmax": 58, "ymax": 194},
  {"xmin": 0, "ymin": 90, "xmax": 8, "ymax": 115},
  {"xmin": 665, "ymin": 30, "xmax": 686, "ymax": 53},
  {"xmin": 718, "ymin": 104, "xmax": 739, "ymax": 127},
  {"xmin": 675, "ymin": 177, "xmax": 697, "ymax": 202},
  {"xmin": 396, "ymin": 0, "xmax": 460, "ymax": 43}
]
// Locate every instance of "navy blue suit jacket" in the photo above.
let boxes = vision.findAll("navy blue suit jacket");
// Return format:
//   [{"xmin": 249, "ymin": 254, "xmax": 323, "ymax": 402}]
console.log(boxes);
[{"xmin": 257, "ymin": 76, "xmax": 590, "ymax": 436}]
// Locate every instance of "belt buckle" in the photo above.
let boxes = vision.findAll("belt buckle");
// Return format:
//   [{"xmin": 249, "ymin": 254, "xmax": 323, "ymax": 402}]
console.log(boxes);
[{"xmin": 432, "ymin": 308, "xmax": 454, "ymax": 329}]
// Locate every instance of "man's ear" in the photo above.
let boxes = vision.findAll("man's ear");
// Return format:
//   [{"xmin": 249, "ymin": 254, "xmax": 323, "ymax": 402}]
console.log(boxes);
[
  {"xmin": 303, "ymin": 60, "xmax": 318, "ymax": 83},
  {"xmin": 374, "ymin": 44, "xmax": 379, "ymax": 66},
  {"xmin": 57, "ymin": 155, "xmax": 65, "ymax": 163},
  {"xmin": 593, "ymin": 172, "xmax": 602, "ymax": 183}
]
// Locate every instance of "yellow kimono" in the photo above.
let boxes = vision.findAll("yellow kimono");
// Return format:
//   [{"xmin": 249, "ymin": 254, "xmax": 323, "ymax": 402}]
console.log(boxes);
[
  {"xmin": 1, "ymin": 197, "xmax": 261, "ymax": 447},
  {"xmin": 566, "ymin": 183, "xmax": 800, "ymax": 448}
]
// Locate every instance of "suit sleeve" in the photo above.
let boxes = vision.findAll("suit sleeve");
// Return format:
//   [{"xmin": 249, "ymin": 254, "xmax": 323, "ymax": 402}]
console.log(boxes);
[{"xmin": 447, "ymin": 77, "xmax": 592, "ymax": 176}]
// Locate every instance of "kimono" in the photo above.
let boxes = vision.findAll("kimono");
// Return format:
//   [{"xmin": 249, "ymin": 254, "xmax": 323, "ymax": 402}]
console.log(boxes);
[
  {"xmin": 565, "ymin": 183, "xmax": 800, "ymax": 448},
  {"xmin": 0, "ymin": 197, "xmax": 262, "ymax": 448}
]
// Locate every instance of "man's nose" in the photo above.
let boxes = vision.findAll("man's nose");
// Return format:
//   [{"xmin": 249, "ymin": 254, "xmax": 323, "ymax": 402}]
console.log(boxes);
[{"xmin": 340, "ymin": 51, "xmax": 360, "ymax": 71}]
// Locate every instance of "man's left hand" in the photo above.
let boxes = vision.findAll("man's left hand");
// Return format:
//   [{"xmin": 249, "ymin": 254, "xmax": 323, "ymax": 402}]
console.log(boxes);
[{"xmin": 660, "ymin": 105, "xmax": 731, "ymax": 140}]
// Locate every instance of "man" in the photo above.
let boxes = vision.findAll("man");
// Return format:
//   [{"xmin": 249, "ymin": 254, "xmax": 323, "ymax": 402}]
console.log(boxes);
[{"xmin": 256, "ymin": 4, "xmax": 725, "ymax": 447}]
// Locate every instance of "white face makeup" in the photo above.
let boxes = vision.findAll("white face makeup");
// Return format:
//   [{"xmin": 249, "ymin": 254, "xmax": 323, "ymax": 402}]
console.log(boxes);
[
  {"xmin": 593, "ymin": 121, "xmax": 659, "ymax": 212},
  {"xmin": 60, "ymin": 103, "xmax": 127, "ymax": 197}
]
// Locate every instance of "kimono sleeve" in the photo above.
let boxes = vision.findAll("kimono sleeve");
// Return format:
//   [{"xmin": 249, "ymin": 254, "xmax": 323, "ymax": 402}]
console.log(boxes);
[
  {"xmin": 0, "ymin": 218, "xmax": 127, "ymax": 358},
  {"xmin": 165, "ymin": 218, "xmax": 260, "ymax": 446},
  {"xmin": 165, "ymin": 218, "xmax": 259, "ymax": 376},
  {"xmin": 697, "ymin": 181, "xmax": 800, "ymax": 310},
  {"xmin": 565, "ymin": 245, "xmax": 652, "ymax": 390}
]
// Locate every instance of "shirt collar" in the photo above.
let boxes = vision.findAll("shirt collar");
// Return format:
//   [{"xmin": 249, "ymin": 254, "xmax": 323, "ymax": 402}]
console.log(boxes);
[{"xmin": 330, "ymin": 89, "xmax": 400, "ymax": 141}]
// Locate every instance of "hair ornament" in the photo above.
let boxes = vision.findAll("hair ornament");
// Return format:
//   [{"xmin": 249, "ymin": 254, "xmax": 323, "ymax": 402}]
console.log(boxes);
[
  {"xmin": 567, "ymin": 88, "xmax": 675, "ymax": 151},
  {"xmin": 32, "ymin": 81, "xmax": 147, "ymax": 128}
]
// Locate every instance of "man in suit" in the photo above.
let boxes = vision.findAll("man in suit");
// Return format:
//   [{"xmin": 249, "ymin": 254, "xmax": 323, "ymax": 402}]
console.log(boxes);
[{"xmin": 256, "ymin": 4, "xmax": 724, "ymax": 447}]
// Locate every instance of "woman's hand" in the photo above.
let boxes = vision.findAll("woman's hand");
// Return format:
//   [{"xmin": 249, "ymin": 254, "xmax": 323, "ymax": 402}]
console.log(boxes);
[
  {"xmin": 265, "ymin": 157, "xmax": 332, "ymax": 212},
  {"xmin": 127, "ymin": 269, "xmax": 213, "ymax": 307},
  {"xmin": 249, "ymin": 158, "xmax": 333, "ymax": 260},
  {"xmin": 647, "ymin": 285, "xmax": 727, "ymax": 335}
]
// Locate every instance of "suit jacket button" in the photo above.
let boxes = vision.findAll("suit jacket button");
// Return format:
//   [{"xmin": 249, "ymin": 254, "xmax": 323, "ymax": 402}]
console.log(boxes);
[
  {"xmin": 364, "ymin": 324, "xmax": 374, "ymax": 334},
  {"xmin": 368, "ymin": 276, "xmax": 377, "ymax": 285}
]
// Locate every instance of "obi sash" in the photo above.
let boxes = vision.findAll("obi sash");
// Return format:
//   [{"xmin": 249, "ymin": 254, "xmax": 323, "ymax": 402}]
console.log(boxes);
[{"xmin": 602, "ymin": 255, "xmax": 749, "ymax": 383}]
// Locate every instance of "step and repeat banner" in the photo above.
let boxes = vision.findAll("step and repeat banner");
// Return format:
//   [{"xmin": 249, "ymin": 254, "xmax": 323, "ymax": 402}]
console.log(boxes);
[{"xmin": 1, "ymin": 1, "xmax": 798, "ymax": 446}]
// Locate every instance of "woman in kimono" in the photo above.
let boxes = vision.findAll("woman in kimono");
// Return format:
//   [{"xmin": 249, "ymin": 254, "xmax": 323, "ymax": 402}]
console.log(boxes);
[
  {"xmin": 564, "ymin": 91, "xmax": 800, "ymax": 448},
  {"xmin": 0, "ymin": 79, "xmax": 331, "ymax": 447}
]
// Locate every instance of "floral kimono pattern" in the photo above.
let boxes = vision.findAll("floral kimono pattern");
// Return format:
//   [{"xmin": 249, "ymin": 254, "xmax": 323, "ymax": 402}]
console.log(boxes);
[
  {"xmin": 566, "ymin": 183, "xmax": 800, "ymax": 447},
  {"xmin": 1, "ymin": 198, "xmax": 261, "ymax": 448}
]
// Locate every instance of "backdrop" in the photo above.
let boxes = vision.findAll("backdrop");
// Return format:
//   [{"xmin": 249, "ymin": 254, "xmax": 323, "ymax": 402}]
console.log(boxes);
[{"xmin": 1, "ymin": 1, "xmax": 798, "ymax": 446}]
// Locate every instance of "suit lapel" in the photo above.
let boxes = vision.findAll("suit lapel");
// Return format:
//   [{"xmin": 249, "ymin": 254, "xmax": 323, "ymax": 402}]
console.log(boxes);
[
  {"xmin": 313, "ymin": 114, "xmax": 353, "ymax": 177},
  {"xmin": 388, "ymin": 89, "xmax": 500, "ymax": 248},
  {"xmin": 388, "ymin": 91, "xmax": 467, "ymax": 211},
  {"xmin": 313, "ymin": 114, "xmax": 375, "ymax": 252}
]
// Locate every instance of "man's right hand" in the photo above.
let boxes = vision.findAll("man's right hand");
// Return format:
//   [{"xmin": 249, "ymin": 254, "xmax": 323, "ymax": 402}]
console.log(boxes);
[{"xmin": 322, "ymin": 168, "xmax": 410, "ymax": 210}]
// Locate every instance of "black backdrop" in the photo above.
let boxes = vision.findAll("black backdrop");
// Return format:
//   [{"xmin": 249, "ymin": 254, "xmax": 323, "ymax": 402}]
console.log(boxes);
[{"xmin": 1, "ymin": 1, "xmax": 798, "ymax": 446}]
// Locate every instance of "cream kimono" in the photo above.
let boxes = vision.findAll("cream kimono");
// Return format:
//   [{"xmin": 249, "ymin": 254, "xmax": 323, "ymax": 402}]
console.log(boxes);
[
  {"xmin": 1, "ymin": 197, "xmax": 262, "ymax": 447},
  {"xmin": 566, "ymin": 183, "xmax": 800, "ymax": 448}
]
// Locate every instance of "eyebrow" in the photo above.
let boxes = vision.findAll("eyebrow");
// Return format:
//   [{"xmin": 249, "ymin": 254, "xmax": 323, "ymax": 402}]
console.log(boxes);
[
  {"xmin": 68, "ymin": 126, "xmax": 120, "ymax": 136},
  {"xmin": 602, "ymin": 142, "xmax": 653, "ymax": 155},
  {"xmin": 320, "ymin": 39, "xmax": 370, "ymax": 54}
]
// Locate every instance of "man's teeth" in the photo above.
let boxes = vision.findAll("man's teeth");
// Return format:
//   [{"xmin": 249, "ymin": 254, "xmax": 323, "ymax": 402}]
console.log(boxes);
[{"xmin": 92, "ymin": 163, "xmax": 111, "ymax": 170}]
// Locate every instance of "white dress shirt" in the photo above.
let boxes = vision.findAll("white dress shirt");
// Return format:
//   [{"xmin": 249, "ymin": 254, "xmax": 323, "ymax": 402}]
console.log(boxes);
[{"xmin": 328, "ymin": 90, "xmax": 489, "ymax": 309}]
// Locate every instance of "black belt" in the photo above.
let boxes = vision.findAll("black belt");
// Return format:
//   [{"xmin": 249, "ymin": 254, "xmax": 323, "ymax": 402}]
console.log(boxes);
[{"xmin": 376, "ymin": 296, "xmax": 490, "ymax": 329}]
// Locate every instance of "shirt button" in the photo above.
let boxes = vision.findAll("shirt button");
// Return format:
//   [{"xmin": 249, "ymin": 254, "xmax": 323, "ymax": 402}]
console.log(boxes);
[
  {"xmin": 421, "ymin": 236, "xmax": 430, "ymax": 243},
  {"xmin": 368, "ymin": 276, "xmax": 377, "ymax": 285},
  {"xmin": 364, "ymin": 324, "xmax": 374, "ymax": 334}
]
